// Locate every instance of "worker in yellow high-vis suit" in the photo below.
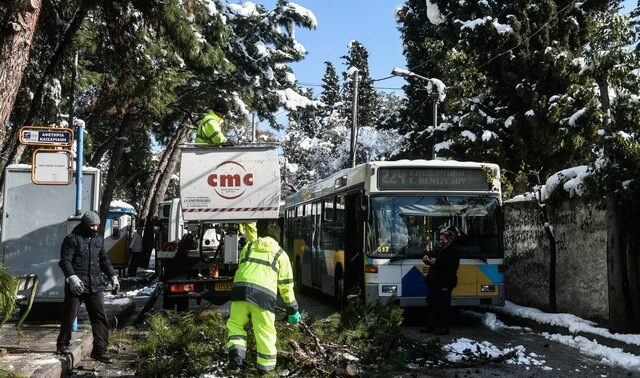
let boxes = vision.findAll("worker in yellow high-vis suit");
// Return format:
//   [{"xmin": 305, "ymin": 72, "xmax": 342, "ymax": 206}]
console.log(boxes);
[
  {"xmin": 226, "ymin": 219, "xmax": 300, "ymax": 374},
  {"xmin": 195, "ymin": 109, "xmax": 227, "ymax": 144},
  {"xmin": 195, "ymin": 106, "xmax": 257, "ymax": 242}
]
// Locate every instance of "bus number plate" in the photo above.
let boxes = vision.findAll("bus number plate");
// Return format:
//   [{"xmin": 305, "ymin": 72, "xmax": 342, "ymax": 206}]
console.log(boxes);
[{"xmin": 215, "ymin": 282, "xmax": 233, "ymax": 291}]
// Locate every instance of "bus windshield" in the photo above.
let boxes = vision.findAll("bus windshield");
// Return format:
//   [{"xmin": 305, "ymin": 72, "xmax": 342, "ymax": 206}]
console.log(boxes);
[{"xmin": 367, "ymin": 195, "xmax": 503, "ymax": 259}]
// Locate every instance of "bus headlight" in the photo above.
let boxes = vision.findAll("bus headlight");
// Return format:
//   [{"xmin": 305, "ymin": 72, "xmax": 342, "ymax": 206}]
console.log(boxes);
[
  {"xmin": 381, "ymin": 285, "xmax": 398, "ymax": 295},
  {"xmin": 480, "ymin": 285, "xmax": 496, "ymax": 293}
]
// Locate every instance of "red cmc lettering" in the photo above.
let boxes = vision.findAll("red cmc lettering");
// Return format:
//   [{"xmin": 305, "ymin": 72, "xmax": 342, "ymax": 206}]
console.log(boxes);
[{"xmin": 208, "ymin": 173, "xmax": 253, "ymax": 187}]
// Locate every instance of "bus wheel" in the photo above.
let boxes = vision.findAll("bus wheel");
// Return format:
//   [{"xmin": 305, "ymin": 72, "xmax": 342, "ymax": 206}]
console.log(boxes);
[{"xmin": 335, "ymin": 267, "xmax": 345, "ymax": 310}]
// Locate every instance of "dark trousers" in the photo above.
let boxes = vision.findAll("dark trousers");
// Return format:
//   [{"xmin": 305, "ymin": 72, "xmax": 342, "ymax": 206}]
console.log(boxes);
[
  {"xmin": 57, "ymin": 287, "xmax": 109, "ymax": 355},
  {"xmin": 128, "ymin": 251, "xmax": 142, "ymax": 276},
  {"xmin": 426, "ymin": 284, "xmax": 452, "ymax": 330}
]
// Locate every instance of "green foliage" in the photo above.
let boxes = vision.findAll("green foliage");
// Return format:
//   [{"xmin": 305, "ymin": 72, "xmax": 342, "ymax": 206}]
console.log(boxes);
[
  {"xmin": 136, "ymin": 310, "xmax": 229, "ymax": 377},
  {"xmin": 134, "ymin": 301, "xmax": 444, "ymax": 377},
  {"xmin": 0, "ymin": 265, "xmax": 17, "ymax": 321}
]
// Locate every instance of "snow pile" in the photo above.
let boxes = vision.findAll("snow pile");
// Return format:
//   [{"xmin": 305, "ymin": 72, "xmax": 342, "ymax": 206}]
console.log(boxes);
[
  {"xmin": 542, "ymin": 333, "xmax": 640, "ymax": 372},
  {"xmin": 492, "ymin": 301, "xmax": 640, "ymax": 347},
  {"xmin": 444, "ymin": 338, "xmax": 547, "ymax": 367}
]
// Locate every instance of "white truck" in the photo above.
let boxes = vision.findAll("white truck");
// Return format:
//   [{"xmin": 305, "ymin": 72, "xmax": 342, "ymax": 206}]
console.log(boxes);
[{"xmin": 158, "ymin": 144, "xmax": 281, "ymax": 311}]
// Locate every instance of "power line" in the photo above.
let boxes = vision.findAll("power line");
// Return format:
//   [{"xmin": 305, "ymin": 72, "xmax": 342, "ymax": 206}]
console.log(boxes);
[{"xmin": 298, "ymin": 82, "xmax": 403, "ymax": 91}]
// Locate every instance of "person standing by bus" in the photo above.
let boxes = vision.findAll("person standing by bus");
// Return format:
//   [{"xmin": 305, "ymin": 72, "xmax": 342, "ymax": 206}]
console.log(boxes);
[
  {"xmin": 57, "ymin": 210, "xmax": 119, "ymax": 363},
  {"xmin": 226, "ymin": 219, "xmax": 300, "ymax": 374},
  {"xmin": 422, "ymin": 226, "xmax": 460, "ymax": 335}
]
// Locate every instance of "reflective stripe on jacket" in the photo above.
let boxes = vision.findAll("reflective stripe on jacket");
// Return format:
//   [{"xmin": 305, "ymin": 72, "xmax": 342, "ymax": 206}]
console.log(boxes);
[
  {"xmin": 195, "ymin": 110, "xmax": 226, "ymax": 144},
  {"xmin": 231, "ymin": 236, "xmax": 298, "ymax": 313}
]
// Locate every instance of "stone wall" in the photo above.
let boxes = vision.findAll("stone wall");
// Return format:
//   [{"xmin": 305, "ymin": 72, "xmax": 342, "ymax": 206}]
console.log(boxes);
[{"xmin": 504, "ymin": 199, "xmax": 608, "ymax": 322}]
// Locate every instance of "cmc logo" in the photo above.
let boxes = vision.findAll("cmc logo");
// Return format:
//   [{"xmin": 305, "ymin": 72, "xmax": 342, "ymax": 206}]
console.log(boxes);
[{"xmin": 207, "ymin": 161, "xmax": 254, "ymax": 199}]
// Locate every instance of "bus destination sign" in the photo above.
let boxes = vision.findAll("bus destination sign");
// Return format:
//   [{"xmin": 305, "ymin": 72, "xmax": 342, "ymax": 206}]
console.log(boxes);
[
  {"xmin": 377, "ymin": 167, "xmax": 491, "ymax": 191},
  {"xmin": 19, "ymin": 126, "xmax": 74, "ymax": 147}
]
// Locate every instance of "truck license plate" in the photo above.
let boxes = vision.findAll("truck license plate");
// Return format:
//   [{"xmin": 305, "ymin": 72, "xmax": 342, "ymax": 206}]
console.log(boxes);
[{"xmin": 215, "ymin": 282, "xmax": 233, "ymax": 291}]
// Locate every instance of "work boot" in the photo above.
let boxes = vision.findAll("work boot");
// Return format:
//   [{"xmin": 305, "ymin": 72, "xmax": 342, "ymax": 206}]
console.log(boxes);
[
  {"xmin": 90, "ymin": 351, "xmax": 112, "ymax": 364},
  {"xmin": 227, "ymin": 360, "xmax": 242, "ymax": 372},
  {"xmin": 56, "ymin": 345, "xmax": 71, "ymax": 355}
]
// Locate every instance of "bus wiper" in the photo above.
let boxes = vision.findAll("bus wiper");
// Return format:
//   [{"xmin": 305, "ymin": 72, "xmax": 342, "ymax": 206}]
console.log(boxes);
[{"xmin": 390, "ymin": 253, "xmax": 423, "ymax": 262}]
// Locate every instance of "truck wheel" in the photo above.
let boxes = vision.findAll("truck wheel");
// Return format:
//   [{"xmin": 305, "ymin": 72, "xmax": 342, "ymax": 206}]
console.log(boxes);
[
  {"xmin": 176, "ymin": 298, "xmax": 189, "ymax": 312},
  {"xmin": 162, "ymin": 293, "xmax": 175, "ymax": 311}
]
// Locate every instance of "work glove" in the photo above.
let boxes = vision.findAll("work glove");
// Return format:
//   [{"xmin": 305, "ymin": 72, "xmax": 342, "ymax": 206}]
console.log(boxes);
[
  {"xmin": 66, "ymin": 275, "xmax": 85, "ymax": 296},
  {"xmin": 287, "ymin": 311, "xmax": 301, "ymax": 324},
  {"xmin": 110, "ymin": 276, "xmax": 120, "ymax": 294}
]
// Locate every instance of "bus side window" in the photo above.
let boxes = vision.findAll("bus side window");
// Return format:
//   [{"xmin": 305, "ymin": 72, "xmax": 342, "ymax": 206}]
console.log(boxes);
[
  {"xmin": 334, "ymin": 195, "xmax": 345, "ymax": 250},
  {"xmin": 112, "ymin": 218, "xmax": 120, "ymax": 239}
]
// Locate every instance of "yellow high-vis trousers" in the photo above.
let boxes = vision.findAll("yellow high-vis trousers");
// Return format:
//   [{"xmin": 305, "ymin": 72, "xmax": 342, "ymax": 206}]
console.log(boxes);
[{"xmin": 226, "ymin": 301, "xmax": 277, "ymax": 372}]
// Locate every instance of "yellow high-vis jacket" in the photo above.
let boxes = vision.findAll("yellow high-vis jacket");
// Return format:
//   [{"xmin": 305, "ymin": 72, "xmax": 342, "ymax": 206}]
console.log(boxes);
[
  {"xmin": 195, "ymin": 110, "xmax": 226, "ymax": 144},
  {"xmin": 231, "ymin": 236, "xmax": 298, "ymax": 314}
]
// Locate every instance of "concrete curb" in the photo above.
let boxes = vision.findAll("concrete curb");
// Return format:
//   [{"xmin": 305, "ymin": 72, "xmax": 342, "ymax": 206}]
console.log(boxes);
[{"xmin": 0, "ymin": 297, "xmax": 136, "ymax": 377}]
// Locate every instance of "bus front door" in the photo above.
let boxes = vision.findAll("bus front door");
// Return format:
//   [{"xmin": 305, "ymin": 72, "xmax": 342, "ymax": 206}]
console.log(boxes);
[{"xmin": 311, "ymin": 202, "xmax": 322, "ymax": 288}]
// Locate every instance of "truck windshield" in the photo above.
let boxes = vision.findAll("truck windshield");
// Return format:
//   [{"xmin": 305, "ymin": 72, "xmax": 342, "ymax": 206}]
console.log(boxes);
[{"xmin": 366, "ymin": 195, "xmax": 503, "ymax": 259}]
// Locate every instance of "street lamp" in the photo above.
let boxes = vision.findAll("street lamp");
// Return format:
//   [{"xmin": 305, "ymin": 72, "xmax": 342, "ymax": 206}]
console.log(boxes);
[{"xmin": 391, "ymin": 67, "xmax": 446, "ymax": 159}]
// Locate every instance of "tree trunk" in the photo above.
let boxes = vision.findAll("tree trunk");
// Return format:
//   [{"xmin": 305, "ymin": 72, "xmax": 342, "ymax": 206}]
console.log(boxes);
[
  {"xmin": 89, "ymin": 131, "xmax": 118, "ymax": 167},
  {"xmin": 140, "ymin": 121, "xmax": 190, "ymax": 268},
  {"xmin": 98, "ymin": 111, "xmax": 136, "ymax": 231},
  {"xmin": 0, "ymin": 0, "xmax": 42, "ymax": 147},
  {"xmin": 139, "ymin": 118, "xmax": 189, "ymax": 222},
  {"xmin": 598, "ymin": 78, "xmax": 633, "ymax": 331},
  {"xmin": 0, "ymin": 0, "xmax": 92, "ymax": 198},
  {"xmin": 152, "ymin": 125, "xmax": 189, "ymax": 218}
]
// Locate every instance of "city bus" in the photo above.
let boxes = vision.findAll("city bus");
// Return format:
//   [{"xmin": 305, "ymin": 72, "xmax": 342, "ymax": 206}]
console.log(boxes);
[{"xmin": 281, "ymin": 160, "xmax": 505, "ymax": 308}]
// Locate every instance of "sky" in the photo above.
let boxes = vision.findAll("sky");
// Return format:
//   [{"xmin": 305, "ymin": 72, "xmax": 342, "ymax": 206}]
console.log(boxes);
[
  {"xmin": 259, "ymin": 0, "xmax": 637, "ymax": 101},
  {"xmin": 262, "ymin": 0, "xmax": 407, "ymax": 95}
]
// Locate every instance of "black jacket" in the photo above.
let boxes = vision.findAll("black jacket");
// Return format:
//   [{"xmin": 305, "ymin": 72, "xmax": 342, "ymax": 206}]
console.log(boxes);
[
  {"xmin": 425, "ymin": 244, "xmax": 460, "ymax": 289},
  {"xmin": 59, "ymin": 224, "xmax": 116, "ymax": 293}
]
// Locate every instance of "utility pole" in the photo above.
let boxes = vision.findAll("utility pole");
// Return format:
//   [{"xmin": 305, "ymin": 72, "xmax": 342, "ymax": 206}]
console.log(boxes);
[
  {"xmin": 251, "ymin": 112, "xmax": 256, "ymax": 143},
  {"xmin": 350, "ymin": 69, "xmax": 359, "ymax": 168},
  {"xmin": 391, "ymin": 67, "xmax": 446, "ymax": 160},
  {"xmin": 431, "ymin": 98, "xmax": 438, "ymax": 159}
]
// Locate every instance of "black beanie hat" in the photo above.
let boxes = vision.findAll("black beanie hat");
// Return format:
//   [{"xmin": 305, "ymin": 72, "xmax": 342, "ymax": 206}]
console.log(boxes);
[{"xmin": 82, "ymin": 211, "xmax": 100, "ymax": 226}]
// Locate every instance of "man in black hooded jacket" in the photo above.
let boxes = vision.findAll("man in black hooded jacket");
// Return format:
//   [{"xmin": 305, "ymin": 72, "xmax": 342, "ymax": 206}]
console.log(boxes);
[
  {"xmin": 56, "ymin": 210, "xmax": 119, "ymax": 363},
  {"xmin": 422, "ymin": 226, "xmax": 460, "ymax": 335}
]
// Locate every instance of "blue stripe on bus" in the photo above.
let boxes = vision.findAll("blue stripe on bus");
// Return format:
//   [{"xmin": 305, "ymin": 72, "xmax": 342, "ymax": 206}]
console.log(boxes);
[
  {"xmin": 401, "ymin": 266, "xmax": 426, "ymax": 297},
  {"xmin": 478, "ymin": 265, "xmax": 504, "ymax": 283}
]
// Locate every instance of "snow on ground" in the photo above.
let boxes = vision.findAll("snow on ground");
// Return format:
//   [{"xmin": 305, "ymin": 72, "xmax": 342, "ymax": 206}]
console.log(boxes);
[
  {"xmin": 491, "ymin": 301, "xmax": 640, "ymax": 347},
  {"xmin": 443, "ymin": 338, "xmax": 547, "ymax": 367},
  {"xmin": 541, "ymin": 333, "xmax": 640, "ymax": 372},
  {"xmin": 461, "ymin": 310, "xmax": 530, "ymax": 332},
  {"xmin": 122, "ymin": 285, "xmax": 157, "ymax": 297},
  {"xmin": 103, "ymin": 297, "xmax": 134, "ymax": 306}
]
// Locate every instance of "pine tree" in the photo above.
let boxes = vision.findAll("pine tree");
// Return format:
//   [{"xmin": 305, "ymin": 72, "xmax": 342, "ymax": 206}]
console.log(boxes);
[
  {"xmin": 321, "ymin": 61, "xmax": 340, "ymax": 107},
  {"xmin": 341, "ymin": 41, "xmax": 379, "ymax": 129},
  {"xmin": 396, "ymin": 0, "xmax": 619, "ymax": 190}
]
